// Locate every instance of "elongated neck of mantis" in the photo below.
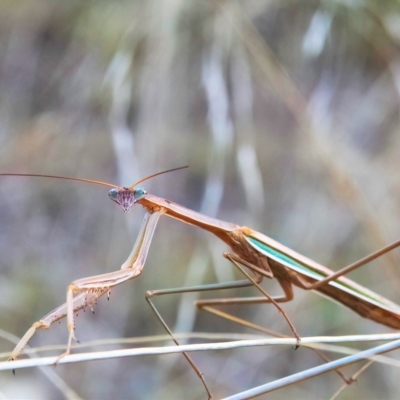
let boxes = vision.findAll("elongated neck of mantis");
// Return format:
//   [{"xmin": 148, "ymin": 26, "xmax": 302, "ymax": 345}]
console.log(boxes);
[{"xmin": 137, "ymin": 193, "xmax": 239, "ymax": 235}]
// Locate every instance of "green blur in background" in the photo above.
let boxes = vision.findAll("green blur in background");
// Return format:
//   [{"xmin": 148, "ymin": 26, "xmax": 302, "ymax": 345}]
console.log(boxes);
[{"xmin": 1, "ymin": 0, "xmax": 400, "ymax": 399}]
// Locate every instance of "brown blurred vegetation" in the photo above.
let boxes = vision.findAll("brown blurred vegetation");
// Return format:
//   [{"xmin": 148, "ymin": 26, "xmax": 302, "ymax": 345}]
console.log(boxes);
[{"xmin": 1, "ymin": 0, "xmax": 400, "ymax": 399}]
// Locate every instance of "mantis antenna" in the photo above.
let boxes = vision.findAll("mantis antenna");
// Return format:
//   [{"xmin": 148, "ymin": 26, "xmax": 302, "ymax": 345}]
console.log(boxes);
[{"xmin": 0, "ymin": 166, "xmax": 189, "ymax": 189}]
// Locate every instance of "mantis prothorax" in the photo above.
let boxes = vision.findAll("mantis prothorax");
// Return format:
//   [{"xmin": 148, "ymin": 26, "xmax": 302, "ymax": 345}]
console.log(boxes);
[{"xmin": 1, "ymin": 167, "xmax": 400, "ymax": 399}]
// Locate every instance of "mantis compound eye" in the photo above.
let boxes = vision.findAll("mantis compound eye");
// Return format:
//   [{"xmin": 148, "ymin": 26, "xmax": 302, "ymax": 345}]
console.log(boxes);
[
  {"xmin": 133, "ymin": 187, "xmax": 147, "ymax": 200},
  {"xmin": 108, "ymin": 188, "xmax": 119, "ymax": 201}
]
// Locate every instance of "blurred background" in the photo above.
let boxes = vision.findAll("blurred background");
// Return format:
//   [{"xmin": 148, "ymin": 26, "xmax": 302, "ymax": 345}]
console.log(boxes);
[{"xmin": 1, "ymin": 0, "xmax": 400, "ymax": 399}]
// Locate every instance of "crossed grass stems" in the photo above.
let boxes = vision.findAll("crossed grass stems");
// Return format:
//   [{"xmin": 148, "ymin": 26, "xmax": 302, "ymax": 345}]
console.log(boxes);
[{"xmin": 2, "ymin": 308, "xmax": 400, "ymax": 399}]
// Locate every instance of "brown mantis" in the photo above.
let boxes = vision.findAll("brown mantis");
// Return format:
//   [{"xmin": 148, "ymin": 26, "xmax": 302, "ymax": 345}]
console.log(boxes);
[{"xmin": 1, "ymin": 167, "xmax": 400, "ymax": 399}]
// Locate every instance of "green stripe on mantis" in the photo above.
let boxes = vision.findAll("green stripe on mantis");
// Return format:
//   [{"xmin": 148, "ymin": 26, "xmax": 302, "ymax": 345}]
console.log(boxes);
[{"xmin": 246, "ymin": 236, "xmax": 400, "ymax": 312}]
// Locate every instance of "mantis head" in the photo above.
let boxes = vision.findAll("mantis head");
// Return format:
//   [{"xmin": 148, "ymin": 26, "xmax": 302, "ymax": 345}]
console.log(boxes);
[{"xmin": 108, "ymin": 187, "xmax": 147, "ymax": 213}]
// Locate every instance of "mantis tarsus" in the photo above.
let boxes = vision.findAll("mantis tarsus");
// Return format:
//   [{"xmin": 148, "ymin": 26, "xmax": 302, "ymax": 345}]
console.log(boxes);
[{"xmin": 1, "ymin": 167, "xmax": 400, "ymax": 399}]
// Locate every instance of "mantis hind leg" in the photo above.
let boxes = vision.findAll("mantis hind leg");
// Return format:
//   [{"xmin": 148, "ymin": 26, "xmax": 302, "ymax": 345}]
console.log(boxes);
[
  {"xmin": 302, "ymin": 239, "xmax": 400, "ymax": 291},
  {"xmin": 196, "ymin": 252, "xmax": 352, "ymax": 385},
  {"xmin": 146, "ymin": 252, "xmax": 351, "ymax": 385}
]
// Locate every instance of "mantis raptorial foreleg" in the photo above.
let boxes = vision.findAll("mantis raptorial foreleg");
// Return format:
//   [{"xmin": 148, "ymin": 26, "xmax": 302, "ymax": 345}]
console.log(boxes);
[
  {"xmin": 64, "ymin": 213, "xmax": 158, "ymax": 338},
  {"xmin": 8, "ymin": 211, "xmax": 161, "ymax": 361},
  {"xmin": 59, "ymin": 211, "xmax": 162, "ymax": 358},
  {"xmin": 7, "ymin": 291, "xmax": 106, "ymax": 362}
]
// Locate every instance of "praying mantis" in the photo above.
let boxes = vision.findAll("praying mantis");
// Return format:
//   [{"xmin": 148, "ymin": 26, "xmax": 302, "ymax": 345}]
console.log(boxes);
[{"xmin": 1, "ymin": 167, "xmax": 400, "ymax": 399}]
